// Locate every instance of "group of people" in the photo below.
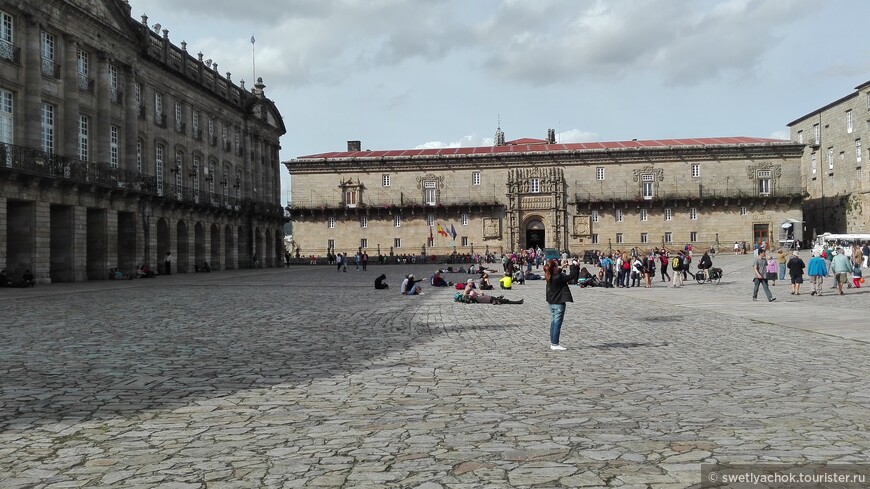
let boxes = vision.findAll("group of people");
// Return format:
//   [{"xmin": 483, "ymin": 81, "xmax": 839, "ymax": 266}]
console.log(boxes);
[{"xmin": 0, "ymin": 268, "xmax": 35, "ymax": 287}]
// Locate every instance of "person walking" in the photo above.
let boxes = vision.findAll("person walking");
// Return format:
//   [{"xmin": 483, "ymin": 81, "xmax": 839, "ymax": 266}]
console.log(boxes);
[
  {"xmin": 545, "ymin": 259, "xmax": 578, "ymax": 351},
  {"xmin": 777, "ymin": 249, "xmax": 787, "ymax": 281},
  {"xmin": 766, "ymin": 254, "xmax": 779, "ymax": 286},
  {"xmin": 336, "ymin": 252, "xmax": 344, "ymax": 272},
  {"xmin": 752, "ymin": 249, "xmax": 775, "ymax": 302},
  {"xmin": 807, "ymin": 251, "xmax": 828, "ymax": 296},
  {"xmin": 362, "ymin": 252, "xmax": 369, "ymax": 271},
  {"xmin": 671, "ymin": 252, "xmax": 684, "ymax": 287},
  {"xmin": 659, "ymin": 251, "xmax": 671, "ymax": 282},
  {"xmin": 830, "ymin": 247, "xmax": 852, "ymax": 295},
  {"xmin": 786, "ymin": 251, "xmax": 805, "ymax": 295},
  {"xmin": 164, "ymin": 251, "xmax": 172, "ymax": 276}
]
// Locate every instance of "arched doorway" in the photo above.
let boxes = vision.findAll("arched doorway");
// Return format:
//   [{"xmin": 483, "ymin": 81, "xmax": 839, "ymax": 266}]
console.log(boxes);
[
  {"xmin": 264, "ymin": 228, "xmax": 272, "ymax": 267},
  {"xmin": 177, "ymin": 220, "xmax": 189, "ymax": 273},
  {"xmin": 156, "ymin": 218, "xmax": 170, "ymax": 266},
  {"xmin": 210, "ymin": 223, "xmax": 221, "ymax": 270},
  {"xmin": 524, "ymin": 218, "xmax": 546, "ymax": 250},
  {"xmin": 194, "ymin": 222, "xmax": 205, "ymax": 269},
  {"xmin": 224, "ymin": 224, "xmax": 235, "ymax": 270}
]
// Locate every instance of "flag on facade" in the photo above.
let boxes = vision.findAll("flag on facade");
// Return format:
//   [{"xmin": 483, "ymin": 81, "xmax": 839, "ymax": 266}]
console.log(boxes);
[
  {"xmin": 437, "ymin": 223, "xmax": 448, "ymax": 237},
  {"xmin": 450, "ymin": 224, "xmax": 457, "ymax": 240}
]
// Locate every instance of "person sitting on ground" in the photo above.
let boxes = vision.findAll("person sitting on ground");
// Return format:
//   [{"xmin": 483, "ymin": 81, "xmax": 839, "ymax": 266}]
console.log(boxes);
[
  {"xmin": 201, "ymin": 262, "xmax": 211, "ymax": 273},
  {"xmin": 0, "ymin": 269, "xmax": 10, "ymax": 287},
  {"xmin": 524, "ymin": 269, "xmax": 542, "ymax": 280},
  {"xmin": 401, "ymin": 274, "xmax": 423, "ymax": 295},
  {"xmin": 431, "ymin": 271, "xmax": 450, "ymax": 287},
  {"xmin": 479, "ymin": 273, "xmax": 494, "ymax": 290},
  {"xmin": 462, "ymin": 279, "xmax": 523, "ymax": 304},
  {"xmin": 109, "ymin": 268, "xmax": 131, "ymax": 280},
  {"xmin": 499, "ymin": 273, "xmax": 513, "ymax": 289},
  {"xmin": 138, "ymin": 264, "xmax": 156, "ymax": 278},
  {"xmin": 22, "ymin": 269, "xmax": 36, "ymax": 287},
  {"xmin": 375, "ymin": 274, "xmax": 389, "ymax": 289},
  {"xmin": 512, "ymin": 269, "xmax": 525, "ymax": 285},
  {"xmin": 576, "ymin": 267, "xmax": 595, "ymax": 287}
]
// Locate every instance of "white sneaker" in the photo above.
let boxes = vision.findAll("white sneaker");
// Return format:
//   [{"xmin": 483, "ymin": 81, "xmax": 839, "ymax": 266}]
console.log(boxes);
[{"xmin": 550, "ymin": 344, "xmax": 566, "ymax": 351}]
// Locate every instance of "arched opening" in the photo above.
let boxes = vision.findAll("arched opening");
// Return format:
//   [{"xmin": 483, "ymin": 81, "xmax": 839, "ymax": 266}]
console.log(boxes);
[
  {"xmin": 264, "ymin": 228, "xmax": 272, "ymax": 267},
  {"xmin": 194, "ymin": 222, "xmax": 205, "ymax": 270},
  {"xmin": 176, "ymin": 220, "xmax": 189, "ymax": 273},
  {"xmin": 156, "ymin": 218, "xmax": 170, "ymax": 270},
  {"xmin": 238, "ymin": 225, "xmax": 248, "ymax": 268},
  {"xmin": 524, "ymin": 217, "xmax": 546, "ymax": 250},
  {"xmin": 210, "ymin": 223, "xmax": 221, "ymax": 270},
  {"xmin": 224, "ymin": 224, "xmax": 235, "ymax": 270}
]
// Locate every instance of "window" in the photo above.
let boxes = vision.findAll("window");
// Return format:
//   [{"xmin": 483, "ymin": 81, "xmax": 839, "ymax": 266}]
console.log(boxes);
[
  {"xmin": 616, "ymin": 233, "xmax": 624, "ymax": 244},
  {"xmin": 394, "ymin": 215, "xmax": 401, "ymax": 228},
  {"xmin": 327, "ymin": 239, "xmax": 335, "ymax": 251},
  {"xmin": 175, "ymin": 102, "xmax": 184, "ymax": 132},
  {"xmin": 811, "ymin": 152, "xmax": 817, "ymax": 174},
  {"xmin": 689, "ymin": 208, "xmax": 697, "ymax": 220},
  {"xmin": 360, "ymin": 238, "xmax": 368, "ymax": 249},
  {"xmin": 108, "ymin": 64, "xmax": 119, "ymax": 103},
  {"xmin": 859, "ymin": 167, "xmax": 864, "ymax": 180},
  {"xmin": 382, "ymin": 174, "xmax": 391, "ymax": 187},
  {"xmin": 154, "ymin": 92, "xmax": 163, "ymax": 119},
  {"xmin": 797, "ymin": 130, "xmax": 803, "ymax": 144},
  {"xmin": 360, "ymin": 216, "xmax": 368, "ymax": 228},
  {"xmin": 344, "ymin": 188, "xmax": 357, "ymax": 208},
  {"xmin": 192, "ymin": 155, "xmax": 200, "ymax": 198},
  {"xmin": 461, "ymin": 236, "xmax": 468, "ymax": 246},
  {"xmin": 0, "ymin": 12, "xmax": 12, "ymax": 60},
  {"xmin": 460, "ymin": 213, "xmax": 468, "ymax": 226},
  {"xmin": 76, "ymin": 49, "xmax": 89, "ymax": 90},
  {"xmin": 192, "ymin": 111, "xmax": 199, "ymax": 136},
  {"xmin": 596, "ymin": 167, "xmax": 605, "ymax": 181},
  {"xmin": 234, "ymin": 127, "xmax": 240, "ymax": 152},
  {"xmin": 740, "ymin": 206, "xmax": 747, "ymax": 216},
  {"xmin": 857, "ymin": 139, "xmax": 862, "ymax": 163},
  {"xmin": 530, "ymin": 178, "xmax": 540, "ymax": 193},
  {"xmin": 813, "ymin": 123, "xmax": 820, "ymax": 145},
  {"xmin": 207, "ymin": 160, "xmax": 215, "ymax": 193},
  {"xmin": 426, "ymin": 214, "xmax": 435, "ymax": 226},
  {"xmin": 664, "ymin": 232, "xmax": 672, "ymax": 243},
  {"xmin": 591, "ymin": 234, "xmax": 599, "ymax": 244},
  {"xmin": 757, "ymin": 170, "xmax": 771, "ymax": 195},
  {"xmin": 591, "ymin": 210, "xmax": 599, "ymax": 222},
  {"xmin": 155, "ymin": 144, "xmax": 164, "ymax": 196},
  {"xmin": 109, "ymin": 125, "xmax": 119, "ymax": 168},
  {"xmin": 0, "ymin": 88, "xmax": 12, "ymax": 147},
  {"xmin": 41, "ymin": 103, "xmax": 54, "ymax": 153},
  {"xmin": 134, "ymin": 82, "xmax": 141, "ymax": 107},
  {"xmin": 221, "ymin": 124, "xmax": 228, "ymax": 146},
  {"xmin": 472, "ymin": 171, "xmax": 480, "ymax": 186},
  {"xmin": 423, "ymin": 180, "xmax": 436, "ymax": 205},
  {"xmin": 207, "ymin": 117, "xmax": 214, "ymax": 138},
  {"xmin": 691, "ymin": 164, "xmax": 700, "ymax": 178},
  {"xmin": 78, "ymin": 115, "xmax": 89, "ymax": 161},
  {"xmin": 234, "ymin": 169, "xmax": 241, "ymax": 199},
  {"xmin": 641, "ymin": 233, "xmax": 648, "ymax": 244},
  {"xmin": 327, "ymin": 217, "xmax": 335, "ymax": 229},
  {"xmin": 136, "ymin": 139, "xmax": 143, "ymax": 173},
  {"xmin": 827, "ymin": 147, "xmax": 834, "ymax": 170},
  {"xmin": 393, "ymin": 237, "xmax": 401, "ymax": 248},
  {"xmin": 664, "ymin": 208, "xmax": 672, "ymax": 221},
  {"xmin": 690, "ymin": 231, "xmax": 698, "ymax": 242},
  {"xmin": 641, "ymin": 174, "xmax": 654, "ymax": 199},
  {"xmin": 616, "ymin": 209, "xmax": 623, "ymax": 222},
  {"xmin": 174, "ymin": 150, "xmax": 184, "ymax": 192},
  {"xmin": 40, "ymin": 31, "xmax": 55, "ymax": 77},
  {"xmin": 847, "ymin": 110, "xmax": 853, "ymax": 133},
  {"xmin": 640, "ymin": 209, "xmax": 648, "ymax": 222}
]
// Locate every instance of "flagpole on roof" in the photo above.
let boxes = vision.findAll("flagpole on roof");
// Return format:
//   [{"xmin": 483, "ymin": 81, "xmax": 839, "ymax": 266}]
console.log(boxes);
[{"xmin": 250, "ymin": 34, "xmax": 256, "ymax": 85}]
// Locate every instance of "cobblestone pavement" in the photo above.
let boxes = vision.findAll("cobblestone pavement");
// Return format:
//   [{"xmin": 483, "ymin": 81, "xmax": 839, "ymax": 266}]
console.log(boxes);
[{"xmin": 1, "ymin": 253, "xmax": 869, "ymax": 488}]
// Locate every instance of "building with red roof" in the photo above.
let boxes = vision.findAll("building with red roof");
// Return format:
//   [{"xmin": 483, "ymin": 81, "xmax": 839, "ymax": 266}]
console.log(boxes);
[{"xmin": 285, "ymin": 128, "xmax": 804, "ymax": 258}]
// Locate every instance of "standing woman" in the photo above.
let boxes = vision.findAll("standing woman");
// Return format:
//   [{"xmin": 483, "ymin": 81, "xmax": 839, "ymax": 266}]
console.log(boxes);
[{"xmin": 545, "ymin": 259, "xmax": 579, "ymax": 351}]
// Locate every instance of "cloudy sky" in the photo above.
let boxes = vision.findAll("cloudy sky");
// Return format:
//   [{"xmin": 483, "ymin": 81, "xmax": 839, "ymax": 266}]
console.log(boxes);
[{"xmin": 127, "ymin": 0, "xmax": 870, "ymax": 204}]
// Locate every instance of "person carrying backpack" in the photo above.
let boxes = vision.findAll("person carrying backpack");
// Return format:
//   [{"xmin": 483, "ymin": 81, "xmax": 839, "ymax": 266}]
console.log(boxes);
[{"xmin": 671, "ymin": 252, "xmax": 684, "ymax": 287}]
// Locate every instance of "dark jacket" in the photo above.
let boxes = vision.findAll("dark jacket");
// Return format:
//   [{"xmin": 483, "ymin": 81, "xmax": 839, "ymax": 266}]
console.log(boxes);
[
  {"xmin": 546, "ymin": 267, "xmax": 578, "ymax": 304},
  {"xmin": 786, "ymin": 256, "xmax": 805, "ymax": 277},
  {"xmin": 698, "ymin": 254, "xmax": 713, "ymax": 270}
]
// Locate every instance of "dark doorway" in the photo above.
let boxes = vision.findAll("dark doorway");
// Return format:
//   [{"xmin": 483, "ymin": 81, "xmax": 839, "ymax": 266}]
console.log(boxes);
[
  {"xmin": 753, "ymin": 223, "xmax": 769, "ymax": 248},
  {"xmin": 526, "ymin": 229, "xmax": 545, "ymax": 249}
]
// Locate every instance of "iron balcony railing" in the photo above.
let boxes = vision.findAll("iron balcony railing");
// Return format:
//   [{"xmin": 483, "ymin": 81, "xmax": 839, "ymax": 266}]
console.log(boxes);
[
  {"xmin": 40, "ymin": 56, "xmax": 60, "ymax": 78},
  {"xmin": 573, "ymin": 185, "xmax": 807, "ymax": 203},
  {"xmin": 0, "ymin": 143, "xmax": 280, "ymax": 215},
  {"xmin": 0, "ymin": 40, "xmax": 20, "ymax": 65}
]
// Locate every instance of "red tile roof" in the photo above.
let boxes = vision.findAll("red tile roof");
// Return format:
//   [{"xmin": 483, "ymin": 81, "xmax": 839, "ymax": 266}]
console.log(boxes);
[{"xmin": 295, "ymin": 136, "xmax": 793, "ymax": 161}]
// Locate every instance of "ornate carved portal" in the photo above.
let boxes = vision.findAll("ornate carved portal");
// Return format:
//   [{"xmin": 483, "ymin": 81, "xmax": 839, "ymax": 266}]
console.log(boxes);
[{"xmin": 506, "ymin": 167, "xmax": 567, "ymax": 251}]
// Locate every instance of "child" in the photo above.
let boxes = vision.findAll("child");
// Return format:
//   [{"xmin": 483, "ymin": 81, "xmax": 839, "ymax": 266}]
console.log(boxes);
[{"xmin": 853, "ymin": 263, "xmax": 863, "ymax": 288}]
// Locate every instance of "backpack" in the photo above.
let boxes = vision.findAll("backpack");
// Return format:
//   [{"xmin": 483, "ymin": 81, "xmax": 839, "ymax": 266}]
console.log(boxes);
[
  {"xmin": 671, "ymin": 257, "xmax": 682, "ymax": 270},
  {"xmin": 453, "ymin": 292, "xmax": 463, "ymax": 302},
  {"xmin": 622, "ymin": 260, "xmax": 630, "ymax": 271}
]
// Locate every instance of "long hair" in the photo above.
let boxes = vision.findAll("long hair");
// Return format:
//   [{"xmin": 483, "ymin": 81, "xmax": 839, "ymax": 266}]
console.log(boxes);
[{"xmin": 544, "ymin": 259, "xmax": 559, "ymax": 281}]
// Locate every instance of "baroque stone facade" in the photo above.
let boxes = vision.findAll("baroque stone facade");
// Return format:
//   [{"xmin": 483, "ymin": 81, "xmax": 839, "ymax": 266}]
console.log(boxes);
[
  {"xmin": 0, "ymin": 0, "xmax": 286, "ymax": 282},
  {"xmin": 788, "ymin": 80, "xmax": 870, "ymax": 235},
  {"xmin": 286, "ymin": 135, "xmax": 804, "ymax": 258}
]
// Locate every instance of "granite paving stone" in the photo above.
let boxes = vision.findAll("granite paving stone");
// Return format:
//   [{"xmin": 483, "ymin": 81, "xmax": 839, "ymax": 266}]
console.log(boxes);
[{"xmin": 0, "ymin": 254, "xmax": 868, "ymax": 487}]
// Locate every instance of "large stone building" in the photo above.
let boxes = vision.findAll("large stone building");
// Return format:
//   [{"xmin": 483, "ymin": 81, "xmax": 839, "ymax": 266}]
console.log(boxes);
[
  {"xmin": 286, "ymin": 132, "xmax": 804, "ymax": 258},
  {"xmin": 0, "ymin": 0, "xmax": 286, "ymax": 282},
  {"xmin": 788, "ymin": 80, "xmax": 870, "ymax": 235}
]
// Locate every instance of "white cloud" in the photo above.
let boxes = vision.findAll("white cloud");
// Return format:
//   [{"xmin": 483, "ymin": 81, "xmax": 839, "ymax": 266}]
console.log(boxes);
[
  {"xmin": 769, "ymin": 130, "xmax": 790, "ymax": 140},
  {"xmin": 416, "ymin": 134, "xmax": 495, "ymax": 149},
  {"xmin": 556, "ymin": 129, "xmax": 598, "ymax": 143}
]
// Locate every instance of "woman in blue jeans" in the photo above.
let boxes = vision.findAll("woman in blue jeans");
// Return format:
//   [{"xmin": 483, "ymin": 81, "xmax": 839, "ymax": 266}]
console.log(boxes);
[{"xmin": 544, "ymin": 259, "xmax": 578, "ymax": 350}]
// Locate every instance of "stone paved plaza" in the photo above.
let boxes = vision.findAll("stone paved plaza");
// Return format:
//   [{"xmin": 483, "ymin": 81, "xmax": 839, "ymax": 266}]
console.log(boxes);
[{"xmin": 1, "ymin": 253, "xmax": 869, "ymax": 488}]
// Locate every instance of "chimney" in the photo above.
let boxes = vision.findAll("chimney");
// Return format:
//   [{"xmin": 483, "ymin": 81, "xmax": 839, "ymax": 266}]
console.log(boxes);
[
  {"xmin": 547, "ymin": 128, "xmax": 556, "ymax": 144},
  {"xmin": 347, "ymin": 140, "xmax": 361, "ymax": 152}
]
